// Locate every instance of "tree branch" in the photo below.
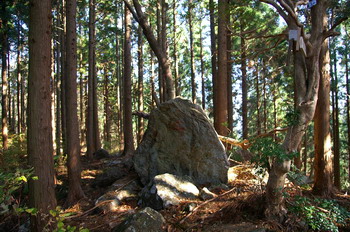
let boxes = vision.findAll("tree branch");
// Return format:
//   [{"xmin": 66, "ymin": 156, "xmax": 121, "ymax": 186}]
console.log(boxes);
[{"xmin": 260, "ymin": 0, "xmax": 289, "ymax": 23}]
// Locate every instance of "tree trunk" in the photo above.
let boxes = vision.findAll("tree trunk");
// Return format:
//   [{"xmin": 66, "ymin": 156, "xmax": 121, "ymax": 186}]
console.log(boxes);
[
  {"xmin": 241, "ymin": 24, "xmax": 248, "ymax": 139},
  {"xmin": 123, "ymin": 5, "xmax": 134, "ymax": 156},
  {"xmin": 313, "ymin": 38, "xmax": 333, "ymax": 196},
  {"xmin": 345, "ymin": 42, "xmax": 350, "ymax": 182},
  {"xmin": 209, "ymin": 0, "xmax": 217, "ymax": 118},
  {"xmin": 103, "ymin": 68, "xmax": 111, "ymax": 147},
  {"xmin": 124, "ymin": 0, "xmax": 175, "ymax": 101},
  {"xmin": 214, "ymin": 0, "xmax": 228, "ymax": 136},
  {"xmin": 256, "ymin": 63, "xmax": 261, "ymax": 135},
  {"xmin": 156, "ymin": 0, "xmax": 163, "ymax": 103},
  {"xmin": 264, "ymin": 0, "xmax": 329, "ymax": 219},
  {"xmin": 1, "ymin": 0, "xmax": 9, "ymax": 150},
  {"xmin": 16, "ymin": 16, "xmax": 21, "ymax": 134},
  {"xmin": 87, "ymin": 0, "xmax": 96, "ymax": 158},
  {"xmin": 60, "ymin": 0, "xmax": 67, "ymax": 156},
  {"xmin": 189, "ymin": 0, "xmax": 196, "ymax": 103},
  {"xmin": 332, "ymin": 49, "xmax": 341, "ymax": 190},
  {"xmin": 200, "ymin": 24, "xmax": 205, "ymax": 110},
  {"xmin": 173, "ymin": 1, "xmax": 180, "ymax": 96},
  {"xmin": 137, "ymin": 25, "xmax": 144, "ymax": 144},
  {"xmin": 65, "ymin": 0, "xmax": 85, "ymax": 206},
  {"xmin": 227, "ymin": 10, "xmax": 233, "ymax": 133},
  {"xmin": 28, "ymin": 0, "xmax": 57, "ymax": 230}
]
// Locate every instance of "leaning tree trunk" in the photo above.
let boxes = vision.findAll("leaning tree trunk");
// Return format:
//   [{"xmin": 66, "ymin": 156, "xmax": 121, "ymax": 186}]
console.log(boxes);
[{"xmin": 124, "ymin": 0, "xmax": 175, "ymax": 101}]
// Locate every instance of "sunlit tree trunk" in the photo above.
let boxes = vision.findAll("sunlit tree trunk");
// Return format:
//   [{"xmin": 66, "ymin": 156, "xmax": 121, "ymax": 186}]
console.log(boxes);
[
  {"xmin": 1, "ymin": 1, "xmax": 9, "ymax": 150},
  {"xmin": 313, "ymin": 38, "xmax": 333, "ymax": 196},
  {"xmin": 28, "ymin": 0, "xmax": 57, "ymax": 229}
]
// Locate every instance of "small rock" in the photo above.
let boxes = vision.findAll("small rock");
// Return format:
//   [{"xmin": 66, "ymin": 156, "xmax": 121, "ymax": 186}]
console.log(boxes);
[
  {"xmin": 200, "ymin": 187, "xmax": 217, "ymax": 201},
  {"xmin": 112, "ymin": 207, "xmax": 165, "ymax": 232},
  {"xmin": 95, "ymin": 192, "xmax": 120, "ymax": 213},
  {"xmin": 139, "ymin": 173, "xmax": 200, "ymax": 210},
  {"xmin": 93, "ymin": 148, "xmax": 110, "ymax": 159}
]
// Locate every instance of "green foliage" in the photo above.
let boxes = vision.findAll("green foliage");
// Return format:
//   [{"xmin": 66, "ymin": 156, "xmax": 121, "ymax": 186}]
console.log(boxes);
[
  {"xmin": 0, "ymin": 167, "xmax": 34, "ymax": 205},
  {"xmin": 249, "ymin": 137, "xmax": 298, "ymax": 170},
  {"xmin": 285, "ymin": 108, "xmax": 300, "ymax": 126},
  {"xmin": 289, "ymin": 196, "xmax": 350, "ymax": 232},
  {"xmin": 50, "ymin": 207, "xmax": 89, "ymax": 232}
]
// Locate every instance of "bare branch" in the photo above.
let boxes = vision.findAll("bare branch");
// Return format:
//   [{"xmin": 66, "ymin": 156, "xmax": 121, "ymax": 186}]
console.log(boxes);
[{"xmin": 276, "ymin": 0, "xmax": 303, "ymax": 27}]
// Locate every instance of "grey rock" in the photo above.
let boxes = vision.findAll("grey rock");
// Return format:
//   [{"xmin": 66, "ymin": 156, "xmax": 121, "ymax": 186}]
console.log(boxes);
[
  {"xmin": 92, "ymin": 166, "xmax": 127, "ymax": 188},
  {"xmin": 96, "ymin": 179, "xmax": 142, "ymax": 213},
  {"xmin": 139, "ymin": 173, "xmax": 199, "ymax": 209},
  {"xmin": 93, "ymin": 148, "xmax": 110, "ymax": 159},
  {"xmin": 112, "ymin": 207, "xmax": 165, "ymax": 232},
  {"xmin": 134, "ymin": 98, "xmax": 229, "ymax": 185}
]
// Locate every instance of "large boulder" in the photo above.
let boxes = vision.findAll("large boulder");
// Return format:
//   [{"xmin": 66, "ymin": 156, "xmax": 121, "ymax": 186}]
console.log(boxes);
[
  {"xmin": 133, "ymin": 98, "xmax": 229, "ymax": 185},
  {"xmin": 139, "ymin": 173, "xmax": 200, "ymax": 210}
]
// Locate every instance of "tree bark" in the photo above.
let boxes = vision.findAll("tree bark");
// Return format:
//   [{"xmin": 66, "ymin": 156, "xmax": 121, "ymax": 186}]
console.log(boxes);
[
  {"xmin": 332, "ymin": 49, "xmax": 341, "ymax": 190},
  {"xmin": 313, "ymin": 37, "xmax": 333, "ymax": 196},
  {"xmin": 137, "ymin": 25, "xmax": 144, "ymax": 144},
  {"xmin": 209, "ymin": 0, "xmax": 217, "ymax": 118},
  {"xmin": 263, "ymin": 0, "xmax": 330, "ymax": 220},
  {"xmin": 28, "ymin": 0, "xmax": 57, "ymax": 230},
  {"xmin": 123, "ymin": 5, "xmax": 134, "ymax": 156},
  {"xmin": 1, "ymin": 0, "xmax": 9, "ymax": 150},
  {"xmin": 345, "ymin": 42, "xmax": 350, "ymax": 182},
  {"xmin": 241, "ymin": 24, "xmax": 248, "ymax": 139},
  {"xmin": 65, "ymin": 0, "xmax": 85, "ymax": 206},
  {"xmin": 173, "ymin": 1, "xmax": 180, "ymax": 96},
  {"xmin": 200, "ymin": 23, "xmax": 205, "ymax": 110},
  {"xmin": 227, "ymin": 9, "xmax": 233, "ymax": 133},
  {"xmin": 214, "ymin": 0, "xmax": 228, "ymax": 136},
  {"xmin": 189, "ymin": 0, "xmax": 196, "ymax": 103}
]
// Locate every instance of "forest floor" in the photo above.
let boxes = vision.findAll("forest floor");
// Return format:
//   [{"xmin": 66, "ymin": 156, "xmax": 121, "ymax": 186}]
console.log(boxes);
[
  {"xmin": 57, "ymin": 154, "xmax": 350, "ymax": 232},
  {"xmin": 2, "ymin": 151, "xmax": 350, "ymax": 232}
]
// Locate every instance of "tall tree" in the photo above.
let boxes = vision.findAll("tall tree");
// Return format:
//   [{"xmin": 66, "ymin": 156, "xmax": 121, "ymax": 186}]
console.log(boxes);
[
  {"xmin": 214, "ymin": 0, "xmax": 228, "ymax": 136},
  {"xmin": 137, "ymin": 25, "xmax": 144, "ymax": 144},
  {"xmin": 87, "ymin": 0, "xmax": 101, "ymax": 158},
  {"xmin": 124, "ymin": 0, "xmax": 175, "ymax": 101},
  {"xmin": 241, "ymin": 23, "xmax": 248, "ymax": 139},
  {"xmin": 123, "ymin": 4, "xmax": 134, "ymax": 156},
  {"xmin": 209, "ymin": 0, "xmax": 217, "ymax": 118},
  {"xmin": 1, "ymin": 0, "xmax": 9, "ymax": 150},
  {"xmin": 188, "ymin": 0, "xmax": 196, "ymax": 103},
  {"xmin": 65, "ymin": 0, "xmax": 85, "ymax": 206},
  {"xmin": 313, "ymin": 37, "xmax": 333, "ymax": 196},
  {"xmin": 331, "ymin": 45, "xmax": 341, "ymax": 189},
  {"xmin": 260, "ymin": 0, "xmax": 345, "ymax": 220},
  {"xmin": 28, "ymin": 0, "xmax": 57, "ymax": 230}
]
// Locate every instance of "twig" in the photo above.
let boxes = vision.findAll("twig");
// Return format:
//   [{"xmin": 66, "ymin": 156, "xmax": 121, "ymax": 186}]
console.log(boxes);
[{"xmin": 179, "ymin": 187, "xmax": 237, "ymax": 224}]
